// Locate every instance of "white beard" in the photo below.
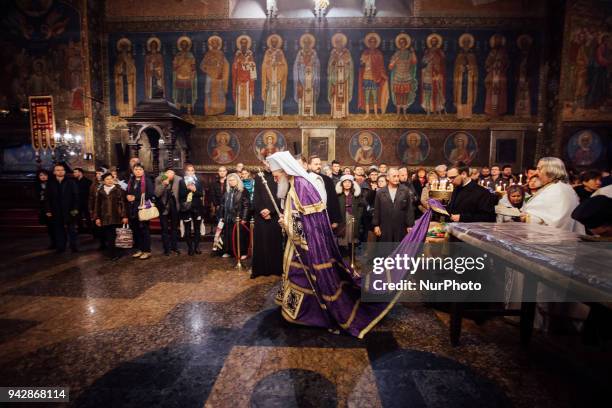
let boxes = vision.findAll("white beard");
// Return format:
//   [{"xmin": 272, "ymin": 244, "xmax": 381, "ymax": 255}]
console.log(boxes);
[{"xmin": 276, "ymin": 174, "xmax": 289, "ymax": 199}]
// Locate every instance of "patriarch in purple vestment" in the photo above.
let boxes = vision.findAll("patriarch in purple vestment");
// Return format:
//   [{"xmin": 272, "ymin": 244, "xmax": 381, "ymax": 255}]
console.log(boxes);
[{"xmin": 266, "ymin": 152, "xmax": 440, "ymax": 338}]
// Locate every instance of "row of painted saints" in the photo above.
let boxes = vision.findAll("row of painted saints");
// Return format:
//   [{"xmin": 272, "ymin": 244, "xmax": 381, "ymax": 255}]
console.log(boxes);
[
  {"xmin": 114, "ymin": 32, "xmax": 534, "ymax": 118},
  {"xmin": 207, "ymin": 129, "xmax": 480, "ymax": 166}
]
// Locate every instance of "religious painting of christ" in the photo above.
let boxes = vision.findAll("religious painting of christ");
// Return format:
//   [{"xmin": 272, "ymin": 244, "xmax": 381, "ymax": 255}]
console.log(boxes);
[
  {"xmin": 453, "ymin": 33, "xmax": 478, "ymax": 119},
  {"xmin": 358, "ymin": 32, "xmax": 389, "ymax": 117},
  {"xmin": 114, "ymin": 38, "xmax": 136, "ymax": 117},
  {"xmin": 232, "ymin": 35, "xmax": 256, "ymax": 118},
  {"xmin": 484, "ymin": 34, "xmax": 509, "ymax": 117},
  {"xmin": 201, "ymin": 35, "xmax": 229, "ymax": 116},
  {"xmin": 421, "ymin": 33, "xmax": 446, "ymax": 114},
  {"xmin": 172, "ymin": 36, "xmax": 197, "ymax": 115},
  {"xmin": 262, "ymin": 34, "xmax": 288, "ymax": 117},
  {"xmin": 389, "ymin": 33, "xmax": 418, "ymax": 117},
  {"xmin": 327, "ymin": 33, "xmax": 354, "ymax": 119},
  {"xmin": 515, "ymin": 35, "xmax": 533, "ymax": 117},
  {"xmin": 293, "ymin": 33, "xmax": 321, "ymax": 117},
  {"xmin": 144, "ymin": 37, "xmax": 165, "ymax": 99}
]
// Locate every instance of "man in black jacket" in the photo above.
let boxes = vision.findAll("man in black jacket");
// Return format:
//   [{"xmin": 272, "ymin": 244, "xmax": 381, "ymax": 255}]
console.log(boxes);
[
  {"xmin": 307, "ymin": 155, "xmax": 342, "ymax": 230},
  {"xmin": 447, "ymin": 163, "xmax": 496, "ymax": 223},
  {"xmin": 73, "ymin": 167, "xmax": 92, "ymax": 233},
  {"xmin": 372, "ymin": 168, "xmax": 415, "ymax": 242},
  {"xmin": 45, "ymin": 164, "xmax": 80, "ymax": 253}
]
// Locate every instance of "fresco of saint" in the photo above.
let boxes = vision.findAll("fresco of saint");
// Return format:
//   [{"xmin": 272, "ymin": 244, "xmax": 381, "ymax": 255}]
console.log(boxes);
[
  {"xmin": 114, "ymin": 38, "xmax": 136, "ymax": 117},
  {"xmin": 144, "ymin": 37, "xmax": 165, "ymax": 99},
  {"xmin": 66, "ymin": 40, "xmax": 83, "ymax": 111},
  {"xmin": 358, "ymin": 32, "xmax": 389, "ymax": 117},
  {"xmin": 515, "ymin": 35, "xmax": 533, "ymax": 117},
  {"xmin": 453, "ymin": 33, "xmax": 478, "ymax": 119},
  {"xmin": 254, "ymin": 130, "xmax": 286, "ymax": 161},
  {"xmin": 327, "ymin": 33, "xmax": 354, "ymax": 119},
  {"xmin": 210, "ymin": 131, "xmax": 238, "ymax": 164},
  {"xmin": 401, "ymin": 131, "xmax": 429, "ymax": 165},
  {"xmin": 484, "ymin": 34, "xmax": 509, "ymax": 117},
  {"xmin": 262, "ymin": 34, "xmax": 288, "ymax": 117},
  {"xmin": 421, "ymin": 34, "xmax": 446, "ymax": 114},
  {"xmin": 389, "ymin": 33, "xmax": 418, "ymax": 118},
  {"xmin": 445, "ymin": 132, "xmax": 477, "ymax": 164},
  {"xmin": 201, "ymin": 35, "xmax": 229, "ymax": 116},
  {"xmin": 172, "ymin": 36, "xmax": 197, "ymax": 115},
  {"xmin": 351, "ymin": 131, "xmax": 381, "ymax": 165},
  {"xmin": 293, "ymin": 33, "xmax": 320, "ymax": 117},
  {"xmin": 232, "ymin": 35, "xmax": 256, "ymax": 118}
]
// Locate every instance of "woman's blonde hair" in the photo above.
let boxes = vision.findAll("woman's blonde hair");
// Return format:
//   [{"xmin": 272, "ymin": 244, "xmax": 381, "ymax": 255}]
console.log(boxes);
[
  {"xmin": 225, "ymin": 172, "xmax": 244, "ymax": 191},
  {"xmin": 538, "ymin": 157, "xmax": 569, "ymax": 183}
]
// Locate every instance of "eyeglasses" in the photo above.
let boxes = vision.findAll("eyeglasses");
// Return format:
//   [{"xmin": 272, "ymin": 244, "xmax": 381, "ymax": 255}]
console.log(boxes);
[{"xmin": 447, "ymin": 175, "xmax": 458, "ymax": 180}]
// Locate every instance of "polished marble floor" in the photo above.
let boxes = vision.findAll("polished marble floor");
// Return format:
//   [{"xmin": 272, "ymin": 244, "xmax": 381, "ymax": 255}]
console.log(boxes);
[{"xmin": 0, "ymin": 233, "xmax": 609, "ymax": 408}]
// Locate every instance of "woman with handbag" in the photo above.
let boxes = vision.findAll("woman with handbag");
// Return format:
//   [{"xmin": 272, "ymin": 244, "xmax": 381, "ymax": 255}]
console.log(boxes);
[
  {"xmin": 126, "ymin": 164, "xmax": 155, "ymax": 260},
  {"xmin": 94, "ymin": 172, "xmax": 129, "ymax": 260},
  {"xmin": 179, "ymin": 164, "xmax": 204, "ymax": 256},
  {"xmin": 336, "ymin": 175, "xmax": 365, "ymax": 257}
]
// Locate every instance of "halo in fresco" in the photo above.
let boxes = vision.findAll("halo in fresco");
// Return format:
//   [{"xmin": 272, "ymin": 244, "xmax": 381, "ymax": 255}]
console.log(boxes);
[
  {"xmin": 146, "ymin": 37, "xmax": 162, "ymax": 52},
  {"xmin": 397, "ymin": 131, "xmax": 430, "ymax": 165},
  {"xmin": 426, "ymin": 33, "xmax": 443, "ymax": 48},
  {"xmin": 208, "ymin": 131, "xmax": 240, "ymax": 164},
  {"xmin": 254, "ymin": 130, "xmax": 286, "ymax": 161},
  {"xmin": 489, "ymin": 33, "xmax": 506, "ymax": 48},
  {"xmin": 207, "ymin": 35, "xmax": 223, "ymax": 49},
  {"xmin": 116, "ymin": 38, "xmax": 132, "ymax": 51},
  {"xmin": 331, "ymin": 33, "xmax": 348, "ymax": 48},
  {"xmin": 177, "ymin": 36, "xmax": 192, "ymax": 50},
  {"xmin": 236, "ymin": 34, "xmax": 252, "ymax": 49},
  {"xmin": 300, "ymin": 33, "xmax": 316, "ymax": 48},
  {"xmin": 350, "ymin": 130, "xmax": 382, "ymax": 165},
  {"xmin": 458, "ymin": 33, "xmax": 475, "ymax": 49},
  {"xmin": 364, "ymin": 32, "xmax": 382, "ymax": 48},
  {"xmin": 567, "ymin": 129, "xmax": 603, "ymax": 166},
  {"xmin": 266, "ymin": 34, "xmax": 283, "ymax": 48},
  {"xmin": 395, "ymin": 33, "xmax": 412, "ymax": 49},
  {"xmin": 443, "ymin": 131, "xmax": 478, "ymax": 164}
]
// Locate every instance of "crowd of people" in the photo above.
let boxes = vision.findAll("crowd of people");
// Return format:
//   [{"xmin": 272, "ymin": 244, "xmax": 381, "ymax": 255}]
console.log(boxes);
[{"xmin": 35, "ymin": 155, "xmax": 612, "ymax": 276}]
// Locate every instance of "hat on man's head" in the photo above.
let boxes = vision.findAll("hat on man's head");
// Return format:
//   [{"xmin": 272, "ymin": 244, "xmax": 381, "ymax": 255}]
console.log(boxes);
[{"xmin": 571, "ymin": 196, "xmax": 612, "ymax": 230}]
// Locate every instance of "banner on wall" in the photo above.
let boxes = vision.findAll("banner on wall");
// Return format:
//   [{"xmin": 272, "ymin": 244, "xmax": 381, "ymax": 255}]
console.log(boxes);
[{"xmin": 28, "ymin": 96, "xmax": 56, "ymax": 151}]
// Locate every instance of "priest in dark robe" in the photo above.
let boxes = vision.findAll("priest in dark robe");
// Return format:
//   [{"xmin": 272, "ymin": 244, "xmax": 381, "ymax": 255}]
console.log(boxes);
[
  {"xmin": 266, "ymin": 151, "xmax": 436, "ymax": 338},
  {"xmin": 251, "ymin": 161, "xmax": 284, "ymax": 277}
]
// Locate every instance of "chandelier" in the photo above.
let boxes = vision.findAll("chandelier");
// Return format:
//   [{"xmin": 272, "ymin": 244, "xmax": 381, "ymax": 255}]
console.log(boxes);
[
  {"xmin": 313, "ymin": 0, "xmax": 330, "ymax": 19},
  {"xmin": 53, "ymin": 120, "xmax": 85, "ymax": 162}
]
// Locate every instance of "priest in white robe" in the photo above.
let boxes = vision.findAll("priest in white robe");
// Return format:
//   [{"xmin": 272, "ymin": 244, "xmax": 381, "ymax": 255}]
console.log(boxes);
[{"xmin": 520, "ymin": 157, "xmax": 588, "ymax": 332}]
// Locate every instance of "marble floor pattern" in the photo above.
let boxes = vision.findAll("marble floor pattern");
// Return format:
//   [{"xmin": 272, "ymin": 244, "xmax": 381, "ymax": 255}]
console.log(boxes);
[{"xmin": 0, "ymin": 233, "xmax": 609, "ymax": 408}]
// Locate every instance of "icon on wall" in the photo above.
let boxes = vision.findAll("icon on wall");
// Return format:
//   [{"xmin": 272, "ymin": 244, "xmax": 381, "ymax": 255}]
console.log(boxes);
[
  {"xmin": 254, "ymin": 130, "xmax": 287, "ymax": 161},
  {"xmin": 397, "ymin": 130, "xmax": 430, "ymax": 165},
  {"xmin": 444, "ymin": 131, "xmax": 478, "ymax": 164},
  {"xmin": 208, "ymin": 130, "xmax": 240, "ymax": 164},
  {"xmin": 349, "ymin": 130, "xmax": 382, "ymax": 165},
  {"xmin": 567, "ymin": 129, "xmax": 603, "ymax": 167}
]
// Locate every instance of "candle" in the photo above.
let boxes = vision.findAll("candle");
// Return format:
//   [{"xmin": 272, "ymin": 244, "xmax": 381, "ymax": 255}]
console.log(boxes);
[{"xmin": 519, "ymin": 174, "xmax": 523, "ymax": 185}]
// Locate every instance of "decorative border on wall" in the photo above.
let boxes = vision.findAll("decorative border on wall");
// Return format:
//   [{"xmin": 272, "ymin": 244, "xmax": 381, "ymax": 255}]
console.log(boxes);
[
  {"xmin": 105, "ymin": 16, "xmax": 545, "ymax": 33},
  {"xmin": 107, "ymin": 115, "xmax": 537, "ymax": 131}
]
